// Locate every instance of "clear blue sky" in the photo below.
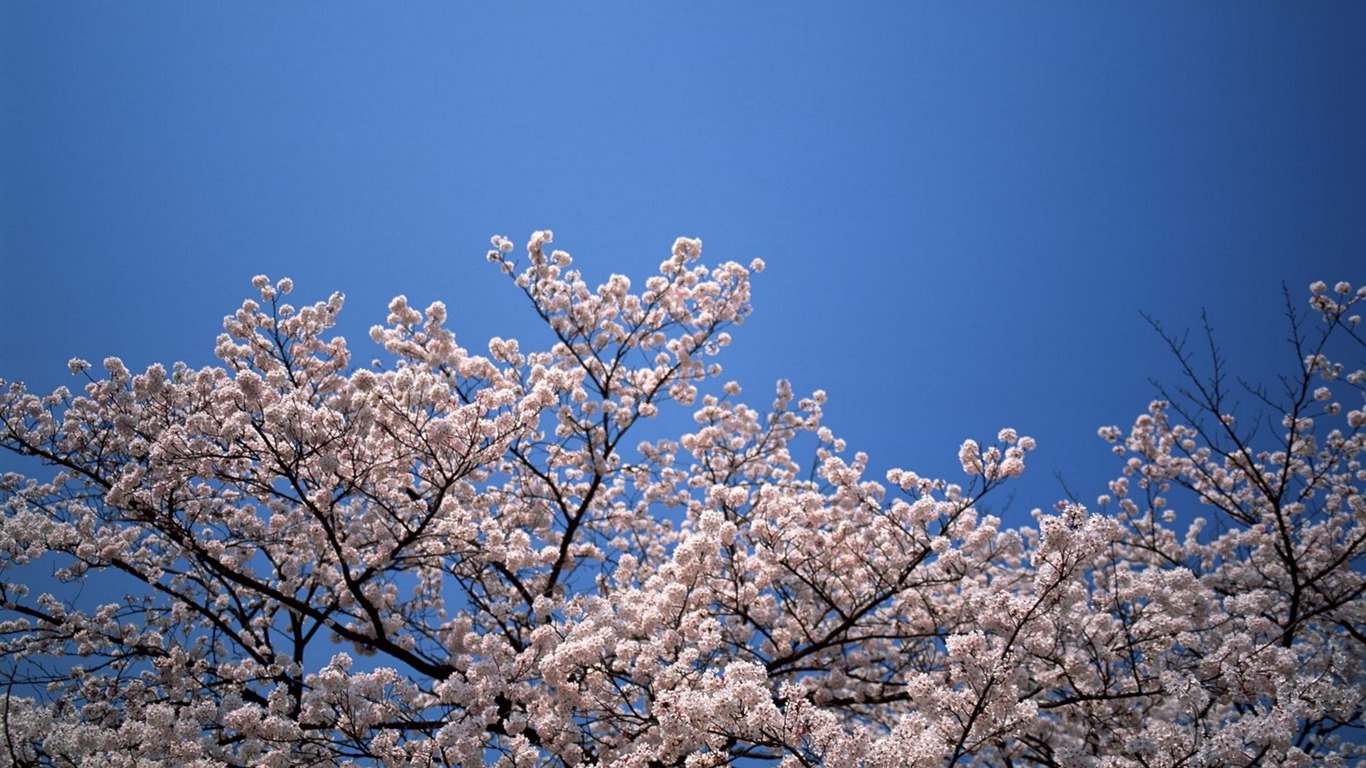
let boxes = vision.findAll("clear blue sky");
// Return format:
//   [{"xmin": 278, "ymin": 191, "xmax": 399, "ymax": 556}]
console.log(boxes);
[{"xmin": 2, "ymin": 3, "xmax": 1363, "ymax": 522}]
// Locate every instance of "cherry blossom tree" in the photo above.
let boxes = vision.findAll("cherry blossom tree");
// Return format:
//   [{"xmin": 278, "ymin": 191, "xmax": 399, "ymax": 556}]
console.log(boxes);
[{"xmin": 0, "ymin": 233, "xmax": 1361, "ymax": 767}]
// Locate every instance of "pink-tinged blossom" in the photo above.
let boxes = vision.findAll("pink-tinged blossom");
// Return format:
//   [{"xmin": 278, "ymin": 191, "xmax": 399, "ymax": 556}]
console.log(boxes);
[
  {"xmin": 958, "ymin": 438, "xmax": 982, "ymax": 475},
  {"xmin": 0, "ymin": 257, "xmax": 1362, "ymax": 766}
]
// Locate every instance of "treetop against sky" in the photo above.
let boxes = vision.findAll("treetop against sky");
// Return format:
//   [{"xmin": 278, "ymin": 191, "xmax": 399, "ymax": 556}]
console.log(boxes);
[{"xmin": 1, "ymin": 3, "xmax": 1364, "ymax": 765}]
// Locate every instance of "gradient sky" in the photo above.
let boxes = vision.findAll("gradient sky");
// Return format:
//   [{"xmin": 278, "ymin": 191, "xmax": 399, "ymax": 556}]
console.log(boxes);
[{"xmin": 2, "ymin": 3, "xmax": 1363, "ymax": 524}]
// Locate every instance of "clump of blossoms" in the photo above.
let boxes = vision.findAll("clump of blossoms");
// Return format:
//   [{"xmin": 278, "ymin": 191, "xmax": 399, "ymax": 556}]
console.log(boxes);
[{"xmin": 0, "ymin": 236, "xmax": 1361, "ymax": 767}]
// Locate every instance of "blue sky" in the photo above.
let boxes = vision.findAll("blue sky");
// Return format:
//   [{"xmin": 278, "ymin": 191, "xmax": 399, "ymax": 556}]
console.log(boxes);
[{"xmin": 2, "ymin": 3, "xmax": 1363, "ymax": 522}]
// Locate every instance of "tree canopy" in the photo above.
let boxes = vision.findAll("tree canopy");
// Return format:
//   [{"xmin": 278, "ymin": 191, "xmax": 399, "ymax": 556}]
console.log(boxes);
[{"xmin": 1, "ymin": 234, "xmax": 1363, "ymax": 767}]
